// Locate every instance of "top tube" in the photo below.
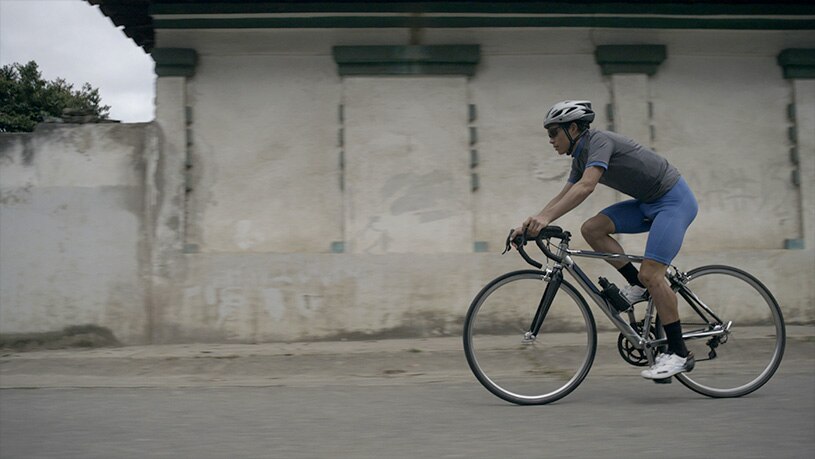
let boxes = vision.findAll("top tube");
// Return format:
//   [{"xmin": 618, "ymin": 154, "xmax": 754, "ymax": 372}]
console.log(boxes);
[
  {"xmin": 566, "ymin": 249, "xmax": 646, "ymax": 264},
  {"xmin": 508, "ymin": 226, "xmax": 650, "ymax": 268}
]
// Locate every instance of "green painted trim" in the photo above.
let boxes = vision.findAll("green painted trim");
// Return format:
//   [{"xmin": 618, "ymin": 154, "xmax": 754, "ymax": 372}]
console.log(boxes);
[
  {"xmin": 150, "ymin": 2, "xmax": 815, "ymax": 16},
  {"xmin": 595, "ymin": 45, "xmax": 667, "ymax": 76},
  {"xmin": 151, "ymin": 48, "xmax": 199, "ymax": 77},
  {"xmin": 152, "ymin": 16, "xmax": 815, "ymax": 31},
  {"xmin": 778, "ymin": 48, "xmax": 815, "ymax": 79},
  {"xmin": 333, "ymin": 45, "xmax": 480, "ymax": 76},
  {"xmin": 783, "ymin": 67, "xmax": 815, "ymax": 78},
  {"xmin": 334, "ymin": 45, "xmax": 479, "ymax": 64},
  {"xmin": 183, "ymin": 244, "xmax": 200, "ymax": 254},
  {"xmin": 337, "ymin": 63, "xmax": 478, "ymax": 76},
  {"xmin": 784, "ymin": 238, "xmax": 805, "ymax": 249}
]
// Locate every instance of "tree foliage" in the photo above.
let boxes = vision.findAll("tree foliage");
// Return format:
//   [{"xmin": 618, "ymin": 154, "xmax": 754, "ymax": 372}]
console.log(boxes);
[{"xmin": 0, "ymin": 61, "xmax": 111, "ymax": 132}]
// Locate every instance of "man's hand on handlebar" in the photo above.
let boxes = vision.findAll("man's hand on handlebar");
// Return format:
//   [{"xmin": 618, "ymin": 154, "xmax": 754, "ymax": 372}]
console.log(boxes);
[
  {"xmin": 509, "ymin": 226, "xmax": 524, "ymax": 248},
  {"xmin": 510, "ymin": 215, "xmax": 551, "ymax": 247},
  {"xmin": 505, "ymin": 224, "xmax": 567, "ymax": 267},
  {"xmin": 523, "ymin": 215, "xmax": 551, "ymax": 237}
]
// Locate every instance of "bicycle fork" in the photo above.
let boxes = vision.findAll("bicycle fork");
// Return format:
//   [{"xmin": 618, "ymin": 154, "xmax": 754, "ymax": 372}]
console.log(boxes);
[{"xmin": 522, "ymin": 269, "xmax": 563, "ymax": 344}]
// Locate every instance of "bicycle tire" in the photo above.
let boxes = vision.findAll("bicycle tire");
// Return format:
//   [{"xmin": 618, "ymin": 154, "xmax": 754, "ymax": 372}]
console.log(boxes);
[
  {"xmin": 463, "ymin": 270, "xmax": 597, "ymax": 405},
  {"xmin": 673, "ymin": 265, "xmax": 786, "ymax": 398}
]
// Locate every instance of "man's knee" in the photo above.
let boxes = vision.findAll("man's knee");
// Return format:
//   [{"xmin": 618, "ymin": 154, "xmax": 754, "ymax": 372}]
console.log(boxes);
[
  {"xmin": 638, "ymin": 261, "xmax": 667, "ymax": 288},
  {"xmin": 581, "ymin": 215, "xmax": 614, "ymax": 241}
]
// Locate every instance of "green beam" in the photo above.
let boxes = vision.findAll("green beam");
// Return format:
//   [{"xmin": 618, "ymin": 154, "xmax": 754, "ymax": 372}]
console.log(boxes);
[
  {"xmin": 595, "ymin": 45, "xmax": 667, "ymax": 76},
  {"xmin": 151, "ymin": 48, "xmax": 198, "ymax": 77},
  {"xmin": 150, "ymin": 2, "xmax": 815, "ymax": 16},
  {"xmin": 333, "ymin": 45, "xmax": 480, "ymax": 76},
  {"xmin": 152, "ymin": 16, "xmax": 815, "ymax": 31},
  {"xmin": 778, "ymin": 49, "xmax": 815, "ymax": 79}
]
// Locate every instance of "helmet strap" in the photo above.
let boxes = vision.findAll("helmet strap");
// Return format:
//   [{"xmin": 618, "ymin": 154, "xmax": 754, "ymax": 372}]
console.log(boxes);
[{"xmin": 563, "ymin": 123, "xmax": 587, "ymax": 156}]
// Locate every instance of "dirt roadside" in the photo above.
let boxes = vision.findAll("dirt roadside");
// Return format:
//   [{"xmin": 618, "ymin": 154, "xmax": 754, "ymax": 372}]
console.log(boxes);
[{"xmin": 1, "ymin": 326, "xmax": 812, "ymax": 389}]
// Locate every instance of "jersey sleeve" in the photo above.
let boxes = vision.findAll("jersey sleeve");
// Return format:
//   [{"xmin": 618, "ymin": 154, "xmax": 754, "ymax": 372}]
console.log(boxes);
[
  {"xmin": 586, "ymin": 132, "xmax": 613, "ymax": 170},
  {"xmin": 568, "ymin": 159, "xmax": 582, "ymax": 183}
]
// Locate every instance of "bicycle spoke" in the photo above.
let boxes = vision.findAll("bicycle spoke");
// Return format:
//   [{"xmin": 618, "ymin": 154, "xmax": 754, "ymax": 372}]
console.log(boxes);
[
  {"xmin": 463, "ymin": 271, "xmax": 596, "ymax": 405},
  {"xmin": 673, "ymin": 266, "xmax": 785, "ymax": 398}
]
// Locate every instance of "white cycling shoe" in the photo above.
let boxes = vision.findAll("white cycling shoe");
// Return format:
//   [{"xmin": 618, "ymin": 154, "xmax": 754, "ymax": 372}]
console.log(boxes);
[
  {"xmin": 641, "ymin": 352, "xmax": 695, "ymax": 380},
  {"xmin": 621, "ymin": 285, "xmax": 648, "ymax": 304}
]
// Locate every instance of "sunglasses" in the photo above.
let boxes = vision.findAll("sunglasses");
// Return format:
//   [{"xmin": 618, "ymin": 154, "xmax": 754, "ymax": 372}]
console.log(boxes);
[{"xmin": 547, "ymin": 126, "xmax": 561, "ymax": 138}]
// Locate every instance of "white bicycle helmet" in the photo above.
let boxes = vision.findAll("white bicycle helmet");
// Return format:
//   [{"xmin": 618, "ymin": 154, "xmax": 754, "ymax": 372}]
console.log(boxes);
[{"xmin": 543, "ymin": 100, "xmax": 595, "ymax": 128}]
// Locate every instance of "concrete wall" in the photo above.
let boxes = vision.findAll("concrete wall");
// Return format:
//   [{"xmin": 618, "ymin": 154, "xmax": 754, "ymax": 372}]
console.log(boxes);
[
  {"xmin": 0, "ymin": 124, "xmax": 152, "ymax": 343},
  {"xmin": 343, "ymin": 76, "xmax": 472, "ymax": 254},
  {"xmin": 160, "ymin": 27, "xmax": 814, "ymax": 341},
  {"xmin": 188, "ymin": 54, "xmax": 342, "ymax": 253},
  {"xmin": 1, "ymin": 26, "xmax": 813, "ymax": 343}
]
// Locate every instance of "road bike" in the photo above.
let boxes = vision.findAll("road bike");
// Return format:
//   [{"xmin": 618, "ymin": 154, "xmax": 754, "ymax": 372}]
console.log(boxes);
[{"xmin": 463, "ymin": 226, "xmax": 786, "ymax": 405}]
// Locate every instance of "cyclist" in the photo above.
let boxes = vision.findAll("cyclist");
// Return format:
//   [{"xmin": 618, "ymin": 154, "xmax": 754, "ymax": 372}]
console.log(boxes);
[{"xmin": 512, "ymin": 100, "xmax": 699, "ymax": 380}]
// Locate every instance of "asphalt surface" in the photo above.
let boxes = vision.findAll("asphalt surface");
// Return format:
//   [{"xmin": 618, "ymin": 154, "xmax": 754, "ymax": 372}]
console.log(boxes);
[{"xmin": 1, "ymin": 327, "xmax": 813, "ymax": 458}]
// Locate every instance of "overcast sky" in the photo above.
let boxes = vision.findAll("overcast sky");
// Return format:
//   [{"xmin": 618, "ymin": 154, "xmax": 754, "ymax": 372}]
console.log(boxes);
[{"xmin": 0, "ymin": 0, "xmax": 155, "ymax": 122}]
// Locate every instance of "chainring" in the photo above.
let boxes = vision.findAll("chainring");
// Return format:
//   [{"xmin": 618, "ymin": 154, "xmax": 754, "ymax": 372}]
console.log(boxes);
[{"xmin": 617, "ymin": 320, "xmax": 657, "ymax": 367}]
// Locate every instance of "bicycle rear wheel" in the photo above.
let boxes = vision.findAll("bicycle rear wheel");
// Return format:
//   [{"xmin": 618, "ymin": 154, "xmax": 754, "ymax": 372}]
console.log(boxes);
[
  {"xmin": 463, "ymin": 270, "xmax": 596, "ymax": 405},
  {"xmin": 674, "ymin": 265, "xmax": 785, "ymax": 398}
]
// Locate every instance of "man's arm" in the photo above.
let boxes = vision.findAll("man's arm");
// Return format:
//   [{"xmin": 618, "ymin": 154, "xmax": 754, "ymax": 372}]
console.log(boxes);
[
  {"xmin": 539, "ymin": 182, "xmax": 573, "ymax": 215},
  {"xmin": 524, "ymin": 166, "xmax": 604, "ymax": 235},
  {"xmin": 511, "ymin": 182, "xmax": 573, "ymax": 241}
]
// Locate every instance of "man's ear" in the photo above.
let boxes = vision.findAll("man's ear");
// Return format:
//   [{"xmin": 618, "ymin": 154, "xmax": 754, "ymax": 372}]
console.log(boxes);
[{"xmin": 569, "ymin": 122, "xmax": 580, "ymax": 136}]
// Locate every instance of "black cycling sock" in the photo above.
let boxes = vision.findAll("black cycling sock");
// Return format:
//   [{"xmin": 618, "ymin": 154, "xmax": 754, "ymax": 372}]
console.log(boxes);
[
  {"xmin": 618, "ymin": 263, "xmax": 645, "ymax": 288},
  {"xmin": 663, "ymin": 321, "xmax": 689, "ymax": 358}
]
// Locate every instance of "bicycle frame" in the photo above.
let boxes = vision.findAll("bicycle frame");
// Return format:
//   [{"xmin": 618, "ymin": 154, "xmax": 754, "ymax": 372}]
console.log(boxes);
[{"xmin": 518, "ymin": 231, "xmax": 732, "ymax": 355}]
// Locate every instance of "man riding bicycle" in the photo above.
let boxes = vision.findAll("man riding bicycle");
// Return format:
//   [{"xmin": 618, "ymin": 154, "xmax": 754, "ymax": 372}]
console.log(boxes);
[{"xmin": 512, "ymin": 100, "xmax": 699, "ymax": 380}]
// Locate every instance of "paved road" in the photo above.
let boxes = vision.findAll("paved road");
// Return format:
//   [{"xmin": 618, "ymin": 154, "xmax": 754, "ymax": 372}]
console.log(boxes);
[
  {"xmin": 1, "ymin": 373, "xmax": 813, "ymax": 459},
  {"xmin": 1, "ymin": 329, "xmax": 813, "ymax": 459}
]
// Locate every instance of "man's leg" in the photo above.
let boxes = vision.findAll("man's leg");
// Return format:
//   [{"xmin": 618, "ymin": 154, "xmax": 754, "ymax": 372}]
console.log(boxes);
[
  {"xmin": 582, "ymin": 213, "xmax": 647, "ymax": 290},
  {"xmin": 581, "ymin": 214, "xmax": 628, "ymax": 269},
  {"xmin": 637, "ymin": 179, "xmax": 697, "ymax": 358},
  {"xmin": 583, "ymin": 214, "xmax": 683, "ymax": 324},
  {"xmin": 638, "ymin": 259, "xmax": 680, "ymax": 327},
  {"xmin": 639, "ymin": 259, "xmax": 694, "ymax": 380}
]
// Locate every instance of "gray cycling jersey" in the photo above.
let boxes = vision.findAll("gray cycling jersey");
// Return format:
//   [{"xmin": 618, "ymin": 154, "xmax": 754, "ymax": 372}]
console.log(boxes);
[{"xmin": 568, "ymin": 129, "xmax": 680, "ymax": 203}]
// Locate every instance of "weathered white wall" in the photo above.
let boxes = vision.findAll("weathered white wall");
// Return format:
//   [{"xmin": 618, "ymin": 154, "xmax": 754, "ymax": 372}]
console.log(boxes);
[
  {"xmin": 151, "ymin": 26, "xmax": 815, "ymax": 342},
  {"xmin": 469, "ymin": 51, "xmax": 616, "ymax": 250},
  {"xmin": 1, "ymin": 27, "xmax": 812, "ymax": 344},
  {"xmin": 343, "ymin": 76, "xmax": 472, "ymax": 254},
  {"xmin": 793, "ymin": 79, "xmax": 815, "ymax": 250},
  {"xmin": 0, "ymin": 124, "xmax": 151, "ymax": 343},
  {"xmin": 188, "ymin": 54, "xmax": 342, "ymax": 253},
  {"xmin": 653, "ymin": 53, "xmax": 799, "ymax": 250}
]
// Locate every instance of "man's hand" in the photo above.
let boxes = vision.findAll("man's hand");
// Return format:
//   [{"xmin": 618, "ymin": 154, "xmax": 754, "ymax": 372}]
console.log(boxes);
[
  {"xmin": 510, "ymin": 226, "xmax": 525, "ymax": 248},
  {"xmin": 510, "ymin": 215, "xmax": 550, "ymax": 248},
  {"xmin": 523, "ymin": 215, "xmax": 551, "ymax": 237}
]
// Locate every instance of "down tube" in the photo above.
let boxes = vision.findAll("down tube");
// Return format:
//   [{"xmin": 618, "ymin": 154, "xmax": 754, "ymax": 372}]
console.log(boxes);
[{"xmin": 565, "ymin": 262, "xmax": 640, "ymax": 341}]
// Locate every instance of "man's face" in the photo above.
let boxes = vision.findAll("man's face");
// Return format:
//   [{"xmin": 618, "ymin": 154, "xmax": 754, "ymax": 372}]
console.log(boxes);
[{"xmin": 547, "ymin": 125, "xmax": 570, "ymax": 155}]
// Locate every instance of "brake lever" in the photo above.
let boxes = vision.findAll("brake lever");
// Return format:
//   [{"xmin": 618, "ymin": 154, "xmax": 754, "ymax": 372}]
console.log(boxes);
[
  {"xmin": 503, "ymin": 230, "xmax": 527, "ymax": 254},
  {"xmin": 502, "ymin": 230, "xmax": 514, "ymax": 254}
]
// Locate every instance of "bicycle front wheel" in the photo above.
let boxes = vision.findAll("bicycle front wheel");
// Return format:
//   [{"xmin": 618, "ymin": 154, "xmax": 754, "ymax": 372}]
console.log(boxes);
[
  {"xmin": 463, "ymin": 270, "xmax": 596, "ymax": 405},
  {"xmin": 674, "ymin": 265, "xmax": 785, "ymax": 398}
]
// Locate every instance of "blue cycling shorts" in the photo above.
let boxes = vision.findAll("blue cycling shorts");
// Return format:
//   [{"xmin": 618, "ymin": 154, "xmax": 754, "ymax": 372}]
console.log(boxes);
[{"xmin": 600, "ymin": 177, "xmax": 698, "ymax": 266}]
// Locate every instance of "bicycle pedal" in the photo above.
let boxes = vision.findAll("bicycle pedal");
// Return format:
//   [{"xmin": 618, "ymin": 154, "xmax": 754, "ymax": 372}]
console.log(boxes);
[{"xmin": 653, "ymin": 377, "xmax": 672, "ymax": 385}]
